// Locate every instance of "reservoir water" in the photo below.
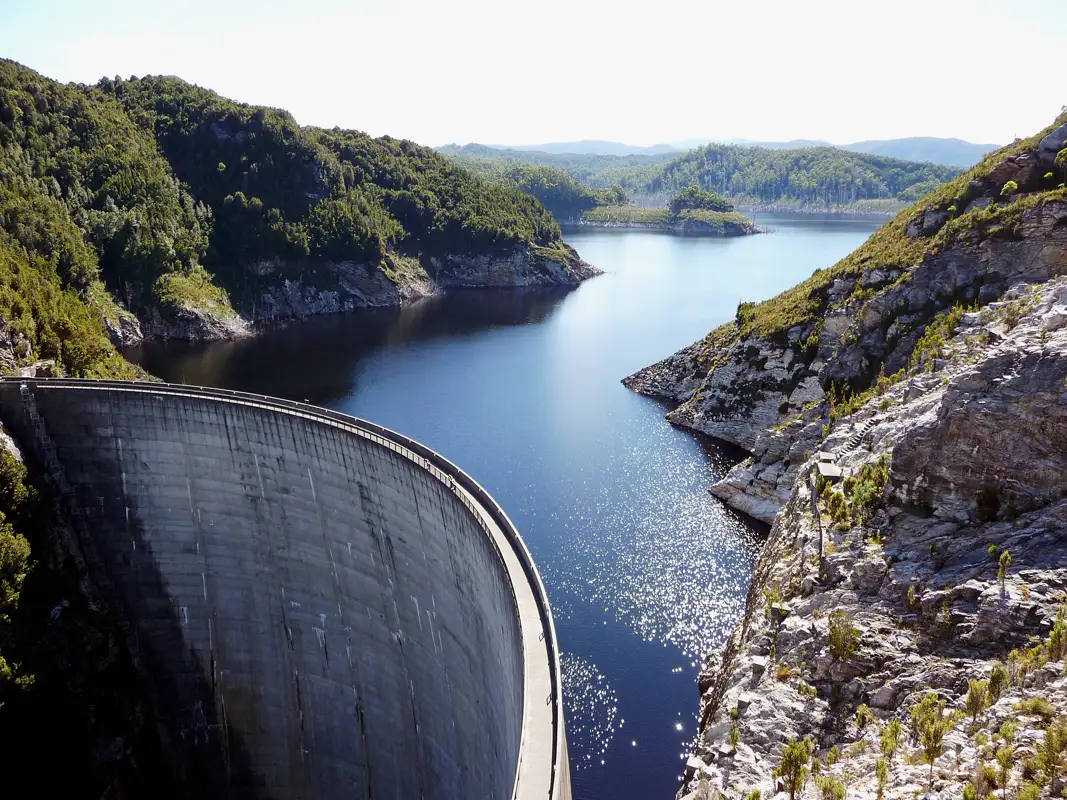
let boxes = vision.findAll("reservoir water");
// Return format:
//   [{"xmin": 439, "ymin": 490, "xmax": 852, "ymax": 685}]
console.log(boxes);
[{"xmin": 127, "ymin": 213, "xmax": 882, "ymax": 799}]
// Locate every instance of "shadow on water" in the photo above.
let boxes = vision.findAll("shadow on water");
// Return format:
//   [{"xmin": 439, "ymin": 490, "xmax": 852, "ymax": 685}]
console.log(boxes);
[{"xmin": 125, "ymin": 286, "xmax": 575, "ymax": 405}]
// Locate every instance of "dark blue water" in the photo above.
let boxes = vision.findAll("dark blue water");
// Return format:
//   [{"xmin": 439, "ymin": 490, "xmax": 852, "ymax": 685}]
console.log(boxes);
[{"xmin": 127, "ymin": 213, "xmax": 881, "ymax": 799}]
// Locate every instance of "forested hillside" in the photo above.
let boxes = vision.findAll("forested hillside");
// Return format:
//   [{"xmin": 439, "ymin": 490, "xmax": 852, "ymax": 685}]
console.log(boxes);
[
  {"xmin": 440, "ymin": 142, "xmax": 960, "ymax": 211},
  {"xmin": 437, "ymin": 144, "xmax": 674, "ymax": 191},
  {"xmin": 650, "ymin": 144, "xmax": 958, "ymax": 207},
  {"xmin": 0, "ymin": 59, "xmax": 586, "ymax": 346},
  {"xmin": 445, "ymin": 160, "xmax": 628, "ymax": 220}
]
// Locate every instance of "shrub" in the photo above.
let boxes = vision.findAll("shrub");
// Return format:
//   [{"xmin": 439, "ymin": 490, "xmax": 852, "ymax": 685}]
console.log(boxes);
[
  {"xmin": 912, "ymin": 693, "xmax": 956, "ymax": 788},
  {"xmin": 815, "ymin": 775, "xmax": 845, "ymax": 800},
  {"xmin": 881, "ymin": 718, "xmax": 902, "ymax": 761},
  {"xmin": 774, "ymin": 737, "xmax": 814, "ymax": 800},
  {"xmin": 1001, "ymin": 180, "xmax": 1019, "ymax": 197},
  {"xmin": 763, "ymin": 584, "xmax": 782, "ymax": 621},
  {"xmin": 1014, "ymin": 697, "xmax": 1055, "ymax": 723},
  {"xmin": 1048, "ymin": 606, "xmax": 1067, "ymax": 661},
  {"xmin": 828, "ymin": 610, "xmax": 861, "ymax": 659},
  {"xmin": 1034, "ymin": 718, "xmax": 1067, "ymax": 787},
  {"xmin": 966, "ymin": 679, "xmax": 990, "ymax": 725},
  {"xmin": 825, "ymin": 745, "xmax": 840, "ymax": 766},
  {"xmin": 988, "ymin": 662, "xmax": 1009, "ymax": 702},
  {"xmin": 875, "ymin": 756, "xmax": 889, "ymax": 800},
  {"xmin": 997, "ymin": 720, "xmax": 1018, "ymax": 792},
  {"xmin": 856, "ymin": 704, "xmax": 876, "ymax": 731},
  {"xmin": 998, "ymin": 550, "xmax": 1013, "ymax": 591},
  {"xmin": 729, "ymin": 722, "xmax": 741, "ymax": 749}
]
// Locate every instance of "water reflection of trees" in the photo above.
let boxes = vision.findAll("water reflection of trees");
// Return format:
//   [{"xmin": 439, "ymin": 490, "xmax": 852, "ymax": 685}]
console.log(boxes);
[{"xmin": 125, "ymin": 287, "xmax": 575, "ymax": 405}]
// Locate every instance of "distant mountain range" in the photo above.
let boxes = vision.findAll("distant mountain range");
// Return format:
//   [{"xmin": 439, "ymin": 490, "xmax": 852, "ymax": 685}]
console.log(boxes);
[
  {"xmin": 837, "ymin": 137, "xmax": 1000, "ymax": 168},
  {"xmin": 463, "ymin": 136, "xmax": 1000, "ymax": 168}
]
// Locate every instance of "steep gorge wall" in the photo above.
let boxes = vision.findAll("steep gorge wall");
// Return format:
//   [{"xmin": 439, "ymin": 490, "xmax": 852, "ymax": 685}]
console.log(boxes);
[{"xmin": 0, "ymin": 380, "xmax": 566, "ymax": 800}]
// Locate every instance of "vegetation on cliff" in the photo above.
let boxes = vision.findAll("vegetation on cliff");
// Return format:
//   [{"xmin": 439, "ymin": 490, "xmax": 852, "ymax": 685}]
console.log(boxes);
[
  {"xmin": 0, "ymin": 58, "xmax": 577, "ymax": 333},
  {"xmin": 724, "ymin": 109, "xmax": 1067, "ymax": 349}
]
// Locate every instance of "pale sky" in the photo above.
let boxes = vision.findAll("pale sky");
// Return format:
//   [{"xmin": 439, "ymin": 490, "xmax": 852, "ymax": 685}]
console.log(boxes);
[{"xmin": 2, "ymin": 0, "xmax": 1064, "ymax": 148}]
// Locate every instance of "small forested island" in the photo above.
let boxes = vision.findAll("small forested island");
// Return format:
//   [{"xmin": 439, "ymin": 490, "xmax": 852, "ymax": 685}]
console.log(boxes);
[{"xmin": 579, "ymin": 185, "xmax": 761, "ymax": 236}]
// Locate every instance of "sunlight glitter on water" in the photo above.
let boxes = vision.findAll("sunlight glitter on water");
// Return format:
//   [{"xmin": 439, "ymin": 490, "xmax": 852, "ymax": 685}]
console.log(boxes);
[
  {"xmin": 561, "ymin": 654, "xmax": 621, "ymax": 771},
  {"xmin": 541, "ymin": 431, "xmax": 762, "ymax": 661}
]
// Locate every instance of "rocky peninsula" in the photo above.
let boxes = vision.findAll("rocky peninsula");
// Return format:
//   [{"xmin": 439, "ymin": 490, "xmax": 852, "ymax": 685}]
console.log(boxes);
[{"xmin": 624, "ymin": 111, "xmax": 1067, "ymax": 800}]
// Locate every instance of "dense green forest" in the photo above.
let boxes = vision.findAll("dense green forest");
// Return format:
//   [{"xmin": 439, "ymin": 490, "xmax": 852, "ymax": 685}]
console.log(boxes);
[
  {"xmin": 440, "ymin": 142, "xmax": 960, "ymax": 210},
  {"xmin": 649, "ymin": 144, "xmax": 957, "ymax": 207},
  {"xmin": 449, "ymin": 161, "xmax": 628, "ymax": 220},
  {"xmin": 437, "ymin": 144, "xmax": 674, "ymax": 190},
  {"xmin": 102, "ymin": 75, "xmax": 565, "ymax": 285},
  {"xmin": 0, "ymin": 58, "xmax": 570, "ymax": 334}
]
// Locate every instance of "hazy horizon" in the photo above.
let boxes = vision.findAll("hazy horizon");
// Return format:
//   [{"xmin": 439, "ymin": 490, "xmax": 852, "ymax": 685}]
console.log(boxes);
[{"xmin": 2, "ymin": 0, "xmax": 1064, "ymax": 148}]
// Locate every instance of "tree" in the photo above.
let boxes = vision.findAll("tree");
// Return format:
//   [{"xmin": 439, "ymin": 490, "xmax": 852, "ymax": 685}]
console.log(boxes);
[
  {"xmin": 988, "ymin": 662, "xmax": 1009, "ymax": 702},
  {"xmin": 774, "ymin": 737, "xmax": 814, "ymax": 800},
  {"xmin": 911, "ymin": 693, "xmax": 956, "ymax": 788},
  {"xmin": 875, "ymin": 756, "xmax": 889, "ymax": 800},
  {"xmin": 965, "ymin": 679, "xmax": 989, "ymax": 727},
  {"xmin": 1035, "ymin": 718, "xmax": 1067, "ymax": 787},
  {"xmin": 998, "ymin": 550, "xmax": 1013, "ymax": 593},
  {"xmin": 881, "ymin": 718, "xmax": 902, "ymax": 762},
  {"xmin": 668, "ymin": 184, "xmax": 734, "ymax": 215}
]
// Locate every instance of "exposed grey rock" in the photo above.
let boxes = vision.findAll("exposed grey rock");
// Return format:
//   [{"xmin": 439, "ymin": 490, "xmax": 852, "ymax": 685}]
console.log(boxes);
[
  {"xmin": 1038, "ymin": 123, "xmax": 1067, "ymax": 165},
  {"xmin": 676, "ymin": 275, "xmax": 1067, "ymax": 800},
  {"xmin": 631, "ymin": 198, "xmax": 1067, "ymax": 522}
]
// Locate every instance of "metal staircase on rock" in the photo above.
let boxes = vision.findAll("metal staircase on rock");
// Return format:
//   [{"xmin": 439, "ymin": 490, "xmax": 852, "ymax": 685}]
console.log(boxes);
[{"xmin": 840, "ymin": 417, "xmax": 876, "ymax": 454}]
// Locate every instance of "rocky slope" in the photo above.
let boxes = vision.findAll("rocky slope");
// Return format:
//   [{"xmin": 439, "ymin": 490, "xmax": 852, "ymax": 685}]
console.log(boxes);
[
  {"xmin": 626, "ymin": 112, "xmax": 1067, "ymax": 524},
  {"xmin": 679, "ymin": 276, "xmax": 1067, "ymax": 800},
  {"xmin": 629, "ymin": 110, "xmax": 1067, "ymax": 800}
]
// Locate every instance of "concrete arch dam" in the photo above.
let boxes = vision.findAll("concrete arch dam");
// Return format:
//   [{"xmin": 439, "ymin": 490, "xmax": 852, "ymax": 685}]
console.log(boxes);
[{"xmin": 0, "ymin": 378, "xmax": 569, "ymax": 800}]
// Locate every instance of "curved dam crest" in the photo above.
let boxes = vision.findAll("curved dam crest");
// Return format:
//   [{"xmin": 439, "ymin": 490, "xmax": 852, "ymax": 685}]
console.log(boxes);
[{"xmin": 0, "ymin": 378, "xmax": 568, "ymax": 800}]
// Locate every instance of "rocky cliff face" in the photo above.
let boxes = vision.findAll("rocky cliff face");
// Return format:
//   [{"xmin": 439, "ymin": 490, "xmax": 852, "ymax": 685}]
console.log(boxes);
[
  {"xmin": 678, "ymin": 276, "xmax": 1067, "ymax": 800},
  {"xmin": 120, "ymin": 243, "xmax": 598, "ymax": 342},
  {"xmin": 647, "ymin": 112, "xmax": 1067, "ymax": 800}
]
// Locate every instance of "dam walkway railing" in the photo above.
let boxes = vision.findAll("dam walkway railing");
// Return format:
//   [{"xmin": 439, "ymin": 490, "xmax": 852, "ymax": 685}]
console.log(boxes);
[{"xmin": 2, "ymin": 377, "xmax": 568, "ymax": 800}]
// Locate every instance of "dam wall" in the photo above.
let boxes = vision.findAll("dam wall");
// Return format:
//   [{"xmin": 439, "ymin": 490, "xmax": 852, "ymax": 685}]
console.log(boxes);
[{"xmin": 0, "ymin": 378, "xmax": 567, "ymax": 800}]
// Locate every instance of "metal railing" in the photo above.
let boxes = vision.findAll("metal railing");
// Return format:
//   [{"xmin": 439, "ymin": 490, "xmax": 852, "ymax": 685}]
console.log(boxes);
[{"xmin": 1, "ymin": 376, "xmax": 566, "ymax": 800}]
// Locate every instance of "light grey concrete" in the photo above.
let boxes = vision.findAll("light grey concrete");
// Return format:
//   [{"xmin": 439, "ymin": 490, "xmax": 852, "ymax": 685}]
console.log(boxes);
[{"xmin": 0, "ymin": 378, "xmax": 568, "ymax": 800}]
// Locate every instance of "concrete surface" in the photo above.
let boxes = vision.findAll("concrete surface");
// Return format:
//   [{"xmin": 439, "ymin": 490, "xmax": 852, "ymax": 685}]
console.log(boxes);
[{"xmin": 0, "ymin": 378, "xmax": 568, "ymax": 800}]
